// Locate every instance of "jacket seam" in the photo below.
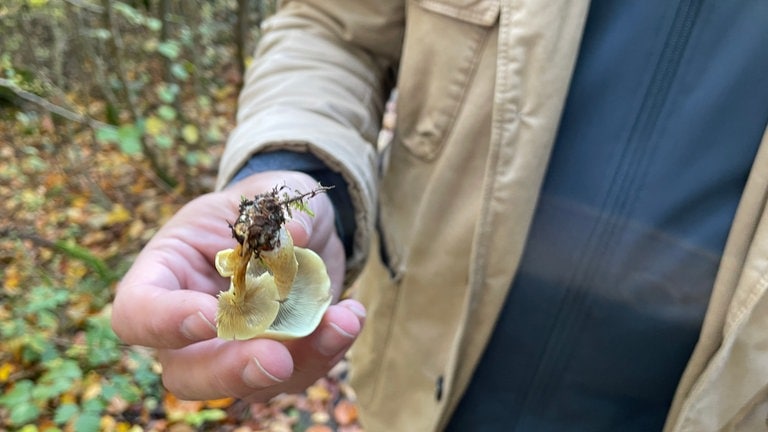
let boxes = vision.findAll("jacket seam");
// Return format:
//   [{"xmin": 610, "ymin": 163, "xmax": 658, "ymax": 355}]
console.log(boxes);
[{"xmin": 439, "ymin": 0, "xmax": 519, "ymax": 428}]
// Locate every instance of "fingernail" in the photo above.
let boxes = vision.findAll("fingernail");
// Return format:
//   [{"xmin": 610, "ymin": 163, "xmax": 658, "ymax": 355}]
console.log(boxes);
[
  {"xmin": 293, "ymin": 216, "xmax": 311, "ymax": 236},
  {"xmin": 315, "ymin": 323, "xmax": 355, "ymax": 357},
  {"xmin": 344, "ymin": 302, "xmax": 367, "ymax": 319},
  {"xmin": 242, "ymin": 357, "xmax": 284, "ymax": 388},
  {"xmin": 180, "ymin": 311, "xmax": 217, "ymax": 341}
]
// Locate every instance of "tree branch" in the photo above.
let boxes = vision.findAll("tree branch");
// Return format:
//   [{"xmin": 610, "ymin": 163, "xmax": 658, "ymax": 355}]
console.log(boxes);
[
  {"xmin": 0, "ymin": 78, "xmax": 109, "ymax": 129},
  {"xmin": 0, "ymin": 227, "xmax": 119, "ymax": 284},
  {"xmin": 62, "ymin": 0, "xmax": 104, "ymax": 14}
]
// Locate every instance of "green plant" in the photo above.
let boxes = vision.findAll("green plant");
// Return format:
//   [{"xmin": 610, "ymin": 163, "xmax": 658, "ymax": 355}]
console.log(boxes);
[{"xmin": 0, "ymin": 279, "xmax": 160, "ymax": 429}]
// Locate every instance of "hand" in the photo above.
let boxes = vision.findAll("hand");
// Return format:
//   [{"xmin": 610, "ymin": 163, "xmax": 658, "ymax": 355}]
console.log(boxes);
[{"xmin": 111, "ymin": 171, "xmax": 365, "ymax": 402}]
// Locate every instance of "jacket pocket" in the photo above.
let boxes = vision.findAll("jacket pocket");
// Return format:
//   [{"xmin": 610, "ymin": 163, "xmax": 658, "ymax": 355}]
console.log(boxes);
[
  {"xmin": 415, "ymin": 0, "xmax": 500, "ymax": 26},
  {"xmin": 395, "ymin": 0, "xmax": 499, "ymax": 160}
]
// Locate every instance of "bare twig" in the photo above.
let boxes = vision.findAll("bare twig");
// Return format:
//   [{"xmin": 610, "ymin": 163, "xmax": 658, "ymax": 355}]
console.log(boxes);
[
  {"xmin": 235, "ymin": 0, "xmax": 250, "ymax": 75},
  {"xmin": 67, "ymin": 2, "xmax": 121, "ymax": 114},
  {"xmin": 0, "ymin": 78, "xmax": 109, "ymax": 129},
  {"xmin": 62, "ymin": 0, "xmax": 104, "ymax": 14},
  {"xmin": 102, "ymin": 0, "xmax": 178, "ymax": 188},
  {"xmin": 102, "ymin": 0, "xmax": 140, "ymax": 124},
  {"xmin": 0, "ymin": 227, "xmax": 119, "ymax": 284}
]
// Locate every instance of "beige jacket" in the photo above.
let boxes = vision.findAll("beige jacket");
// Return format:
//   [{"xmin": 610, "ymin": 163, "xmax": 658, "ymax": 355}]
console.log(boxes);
[{"xmin": 217, "ymin": 1, "xmax": 768, "ymax": 430}]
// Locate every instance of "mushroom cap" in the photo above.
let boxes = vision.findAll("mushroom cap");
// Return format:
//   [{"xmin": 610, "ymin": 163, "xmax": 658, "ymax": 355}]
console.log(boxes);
[
  {"xmin": 214, "ymin": 243, "xmax": 331, "ymax": 340},
  {"xmin": 214, "ymin": 247, "xmax": 238, "ymax": 277},
  {"xmin": 216, "ymin": 272, "xmax": 281, "ymax": 340},
  {"xmin": 262, "ymin": 246, "xmax": 331, "ymax": 340}
]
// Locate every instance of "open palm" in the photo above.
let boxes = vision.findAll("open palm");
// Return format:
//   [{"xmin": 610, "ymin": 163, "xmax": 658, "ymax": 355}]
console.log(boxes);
[{"xmin": 111, "ymin": 171, "xmax": 365, "ymax": 402}]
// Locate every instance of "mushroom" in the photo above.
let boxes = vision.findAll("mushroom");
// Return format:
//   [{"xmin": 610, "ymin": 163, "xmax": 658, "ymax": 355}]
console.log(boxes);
[{"xmin": 214, "ymin": 226, "xmax": 332, "ymax": 340}]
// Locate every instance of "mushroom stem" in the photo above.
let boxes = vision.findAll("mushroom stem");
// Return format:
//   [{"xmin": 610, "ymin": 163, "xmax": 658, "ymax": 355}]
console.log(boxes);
[
  {"xmin": 232, "ymin": 243, "xmax": 251, "ymax": 302},
  {"xmin": 260, "ymin": 227, "xmax": 298, "ymax": 301}
]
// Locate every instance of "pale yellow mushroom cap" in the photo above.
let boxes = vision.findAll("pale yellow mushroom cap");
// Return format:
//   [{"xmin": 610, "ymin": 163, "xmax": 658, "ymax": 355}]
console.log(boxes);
[
  {"xmin": 214, "ymin": 230, "xmax": 331, "ymax": 340},
  {"xmin": 261, "ymin": 246, "xmax": 331, "ymax": 340},
  {"xmin": 214, "ymin": 247, "xmax": 238, "ymax": 277},
  {"xmin": 216, "ymin": 271, "xmax": 281, "ymax": 340}
]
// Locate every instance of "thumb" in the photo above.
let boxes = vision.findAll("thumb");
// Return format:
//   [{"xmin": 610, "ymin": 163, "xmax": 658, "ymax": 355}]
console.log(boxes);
[
  {"xmin": 283, "ymin": 187, "xmax": 338, "ymax": 252},
  {"xmin": 285, "ymin": 213, "xmax": 313, "ymax": 248}
]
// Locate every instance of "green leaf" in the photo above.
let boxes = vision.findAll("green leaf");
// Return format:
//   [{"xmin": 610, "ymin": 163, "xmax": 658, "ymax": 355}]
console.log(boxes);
[
  {"xmin": 170, "ymin": 63, "xmax": 189, "ymax": 81},
  {"xmin": 288, "ymin": 200, "xmax": 315, "ymax": 217},
  {"xmin": 184, "ymin": 151, "xmax": 199, "ymax": 166},
  {"xmin": 36, "ymin": 309, "xmax": 59, "ymax": 330},
  {"xmin": 206, "ymin": 123, "xmax": 224, "ymax": 141},
  {"xmin": 53, "ymin": 403, "xmax": 79, "ymax": 425},
  {"xmin": 0, "ymin": 319, "xmax": 23, "ymax": 339},
  {"xmin": 23, "ymin": 154, "xmax": 48, "ymax": 173},
  {"xmin": 9, "ymin": 403, "xmax": 40, "ymax": 426},
  {"xmin": 85, "ymin": 315, "xmax": 121, "ymax": 367},
  {"xmin": 157, "ymin": 41, "xmax": 181, "ymax": 60},
  {"xmin": 117, "ymin": 124, "xmax": 143, "ymax": 155},
  {"xmin": 184, "ymin": 409, "xmax": 227, "ymax": 427},
  {"xmin": 82, "ymin": 397, "xmax": 106, "ymax": 413},
  {"xmin": 197, "ymin": 95, "xmax": 211, "ymax": 108},
  {"xmin": 157, "ymin": 105, "xmax": 177, "ymax": 121},
  {"xmin": 32, "ymin": 379, "xmax": 69, "ymax": 402},
  {"xmin": 21, "ymin": 333, "xmax": 58, "ymax": 363},
  {"xmin": 84, "ymin": 28, "xmax": 111, "ymax": 41},
  {"xmin": 73, "ymin": 411, "xmax": 101, "ymax": 432},
  {"xmin": 156, "ymin": 83, "xmax": 179, "ymax": 104},
  {"xmin": 146, "ymin": 17, "xmax": 162, "ymax": 32},
  {"xmin": 1, "ymin": 381, "xmax": 40, "ymax": 425},
  {"xmin": 34, "ymin": 359, "xmax": 83, "ymax": 402},
  {"xmin": 24, "ymin": 286, "xmax": 69, "ymax": 315},
  {"xmin": 103, "ymin": 374, "xmax": 141, "ymax": 403},
  {"xmin": 95, "ymin": 125, "xmax": 119, "ymax": 144},
  {"xmin": 113, "ymin": 2, "xmax": 144, "ymax": 26},
  {"xmin": 130, "ymin": 351, "xmax": 160, "ymax": 392},
  {"xmin": 47, "ymin": 358, "xmax": 83, "ymax": 380},
  {"xmin": 155, "ymin": 134, "xmax": 174, "ymax": 149},
  {"xmin": 0, "ymin": 380, "xmax": 34, "ymax": 406}
]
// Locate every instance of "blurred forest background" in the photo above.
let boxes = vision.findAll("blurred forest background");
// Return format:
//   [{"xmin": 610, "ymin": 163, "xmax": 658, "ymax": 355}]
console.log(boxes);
[{"xmin": 0, "ymin": 1, "xmax": 360, "ymax": 431}]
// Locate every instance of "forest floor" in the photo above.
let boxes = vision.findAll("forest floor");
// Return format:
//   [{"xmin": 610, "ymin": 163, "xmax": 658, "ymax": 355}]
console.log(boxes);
[{"xmin": 0, "ymin": 65, "xmax": 363, "ymax": 432}]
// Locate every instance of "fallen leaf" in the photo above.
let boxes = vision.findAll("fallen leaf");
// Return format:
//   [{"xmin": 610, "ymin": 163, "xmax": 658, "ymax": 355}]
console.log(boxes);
[
  {"xmin": 310, "ymin": 411, "xmax": 330, "ymax": 424},
  {"xmin": 43, "ymin": 172, "xmax": 66, "ymax": 189},
  {"xmin": 306, "ymin": 425, "xmax": 333, "ymax": 432},
  {"xmin": 0, "ymin": 362, "xmax": 16, "ymax": 383},
  {"xmin": 333, "ymin": 400, "xmax": 358, "ymax": 426},
  {"xmin": 3, "ymin": 264, "xmax": 21, "ymax": 291},
  {"xmin": 164, "ymin": 392, "xmax": 204, "ymax": 421},
  {"xmin": 145, "ymin": 115, "xmax": 166, "ymax": 138},
  {"xmin": 106, "ymin": 204, "xmax": 132, "ymax": 225},
  {"xmin": 306, "ymin": 383, "xmax": 331, "ymax": 403},
  {"xmin": 181, "ymin": 124, "xmax": 199, "ymax": 144},
  {"xmin": 204, "ymin": 397, "xmax": 235, "ymax": 409},
  {"xmin": 40, "ymin": 113, "xmax": 55, "ymax": 134}
]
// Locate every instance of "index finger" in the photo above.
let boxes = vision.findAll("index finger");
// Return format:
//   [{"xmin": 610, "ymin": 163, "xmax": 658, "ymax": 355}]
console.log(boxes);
[
  {"xmin": 112, "ymin": 195, "xmax": 236, "ymax": 349},
  {"xmin": 111, "ymin": 243, "xmax": 222, "ymax": 349}
]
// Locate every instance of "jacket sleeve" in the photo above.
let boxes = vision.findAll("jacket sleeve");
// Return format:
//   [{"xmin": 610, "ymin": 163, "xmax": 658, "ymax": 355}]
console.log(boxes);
[{"xmin": 215, "ymin": 0, "xmax": 405, "ymax": 282}]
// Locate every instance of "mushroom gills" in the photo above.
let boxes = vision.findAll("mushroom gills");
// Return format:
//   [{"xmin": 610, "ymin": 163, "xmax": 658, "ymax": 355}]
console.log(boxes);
[{"xmin": 214, "ymin": 231, "xmax": 331, "ymax": 340}]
